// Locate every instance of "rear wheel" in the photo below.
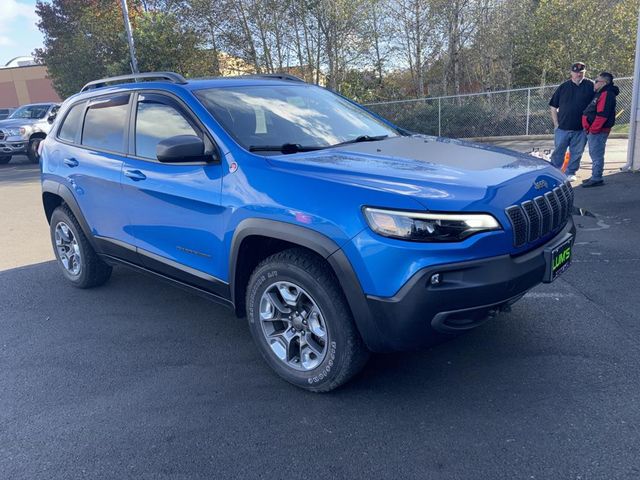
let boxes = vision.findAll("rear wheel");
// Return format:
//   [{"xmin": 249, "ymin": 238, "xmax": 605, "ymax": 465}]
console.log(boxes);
[
  {"xmin": 0, "ymin": 156, "xmax": 11, "ymax": 165},
  {"xmin": 49, "ymin": 206, "xmax": 112, "ymax": 288},
  {"xmin": 27, "ymin": 137, "xmax": 43, "ymax": 164},
  {"xmin": 246, "ymin": 248, "xmax": 369, "ymax": 392}
]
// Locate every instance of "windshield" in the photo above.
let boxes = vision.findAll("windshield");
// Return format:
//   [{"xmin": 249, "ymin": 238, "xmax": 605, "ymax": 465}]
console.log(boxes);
[
  {"xmin": 9, "ymin": 105, "xmax": 51, "ymax": 120},
  {"xmin": 194, "ymin": 85, "xmax": 399, "ymax": 154}
]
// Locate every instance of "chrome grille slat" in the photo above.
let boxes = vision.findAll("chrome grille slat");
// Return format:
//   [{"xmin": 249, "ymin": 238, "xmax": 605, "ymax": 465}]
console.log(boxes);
[
  {"xmin": 545, "ymin": 191, "xmax": 561, "ymax": 230},
  {"xmin": 506, "ymin": 183, "xmax": 574, "ymax": 247},
  {"xmin": 521, "ymin": 200, "xmax": 541, "ymax": 243},
  {"xmin": 534, "ymin": 196, "xmax": 552, "ymax": 236},
  {"xmin": 554, "ymin": 187, "xmax": 567, "ymax": 222}
]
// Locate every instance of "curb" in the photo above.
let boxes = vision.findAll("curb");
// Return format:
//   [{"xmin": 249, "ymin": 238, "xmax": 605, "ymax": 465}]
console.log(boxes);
[{"xmin": 464, "ymin": 133, "xmax": 629, "ymax": 142}]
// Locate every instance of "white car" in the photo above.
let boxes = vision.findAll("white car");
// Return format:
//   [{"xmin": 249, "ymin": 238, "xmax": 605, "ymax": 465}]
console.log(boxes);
[{"xmin": 0, "ymin": 103, "xmax": 59, "ymax": 164}]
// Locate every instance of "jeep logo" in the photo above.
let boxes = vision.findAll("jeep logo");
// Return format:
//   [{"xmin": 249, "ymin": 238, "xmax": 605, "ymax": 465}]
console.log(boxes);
[{"xmin": 534, "ymin": 180, "xmax": 548, "ymax": 190}]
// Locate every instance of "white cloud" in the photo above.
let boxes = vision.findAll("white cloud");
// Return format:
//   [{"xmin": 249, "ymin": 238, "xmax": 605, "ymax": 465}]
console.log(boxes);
[
  {"xmin": 0, "ymin": 1, "xmax": 41, "ymax": 64},
  {"xmin": 0, "ymin": 0, "xmax": 38, "ymax": 29},
  {"xmin": 0, "ymin": 37, "xmax": 16, "ymax": 47}
]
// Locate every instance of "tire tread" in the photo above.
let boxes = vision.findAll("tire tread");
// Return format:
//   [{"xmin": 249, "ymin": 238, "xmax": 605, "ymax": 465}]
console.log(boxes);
[
  {"xmin": 52, "ymin": 205, "xmax": 112, "ymax": 288},
  {"xmin": 250, "ymin": 248, "xmax": 369, "ymax": 392}
]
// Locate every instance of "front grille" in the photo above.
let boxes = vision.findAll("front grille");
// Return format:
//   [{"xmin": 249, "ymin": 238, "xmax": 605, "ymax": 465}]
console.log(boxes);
[
  {"xmin": 0, "ymin": 131, "xmax": 5, "ymax": 141},
  {"xmin": 505, "ymin": 181, "xmax": 573, "ymax": 247}
]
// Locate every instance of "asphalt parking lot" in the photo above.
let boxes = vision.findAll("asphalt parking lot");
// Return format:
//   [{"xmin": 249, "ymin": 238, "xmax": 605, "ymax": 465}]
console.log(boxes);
[{"xmin": 2, "ymin": 145, "xmax": 640, "ymax": 479}]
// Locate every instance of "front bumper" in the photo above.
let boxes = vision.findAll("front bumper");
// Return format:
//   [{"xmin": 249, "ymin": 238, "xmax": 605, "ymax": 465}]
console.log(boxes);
[
  {"xmin": 0, "ymin": 140, "xmax": 27, "ymax": 155},
  {"xmin": 361, "ymin": 218, "xmax": 576, "ymax": 352}
]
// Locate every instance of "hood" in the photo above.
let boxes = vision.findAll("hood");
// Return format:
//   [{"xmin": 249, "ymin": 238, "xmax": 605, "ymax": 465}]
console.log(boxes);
[
  {"xmin": 265, "ymin": 135, "xmax": 565, "ymax": 211},
  {"xmin": 0, "ymin": 117, "xmax": 42, "ymax": 128}
]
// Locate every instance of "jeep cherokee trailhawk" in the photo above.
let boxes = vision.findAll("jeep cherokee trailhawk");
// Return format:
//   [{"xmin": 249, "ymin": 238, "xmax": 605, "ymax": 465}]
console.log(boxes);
[{"xmin": 40, "ymin": 72, "xmax": 575, "ymax": 391}]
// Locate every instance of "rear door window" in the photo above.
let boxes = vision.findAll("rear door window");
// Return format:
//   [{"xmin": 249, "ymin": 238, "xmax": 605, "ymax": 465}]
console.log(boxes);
[{"xmin": 81, "ymin": 94, "xmax": 130, "ymax": 153}]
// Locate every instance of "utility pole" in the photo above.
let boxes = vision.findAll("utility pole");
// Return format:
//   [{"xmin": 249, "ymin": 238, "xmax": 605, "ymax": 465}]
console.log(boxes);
[
  {"xmin": 623, "ymin": 5, "xmax": 640, "ymax": 172},
  {"xmin": 120, "ymin": 0, "xmax": 139, "ymax": 74}
]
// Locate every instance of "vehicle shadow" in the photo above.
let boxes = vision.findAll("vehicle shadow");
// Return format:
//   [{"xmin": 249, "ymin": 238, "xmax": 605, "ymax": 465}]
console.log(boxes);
[
  {"xmin": 2, "ymin": 259, "xmax": 638, "ymax": 478},
  {"xmin": 0, "ymin": 156, "xmax": 39, "ymax": 185}
]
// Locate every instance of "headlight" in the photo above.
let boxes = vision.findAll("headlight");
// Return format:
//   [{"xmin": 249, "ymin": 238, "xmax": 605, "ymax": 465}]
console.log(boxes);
[
  {"xmin": 4, "ymin": 127, "xmax": 27, "ymax": 137},
  {"xmin": 363, "ymin": 207, "xmax": 502, "ymax": 242}
]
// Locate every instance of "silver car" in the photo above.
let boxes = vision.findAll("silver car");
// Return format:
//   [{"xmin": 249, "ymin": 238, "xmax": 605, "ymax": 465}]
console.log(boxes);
[{"xmin": 0, "ymin": 103, "xmax": 60, "ymax": 164}]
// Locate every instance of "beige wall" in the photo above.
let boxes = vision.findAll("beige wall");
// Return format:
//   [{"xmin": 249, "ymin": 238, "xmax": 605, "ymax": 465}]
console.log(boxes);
[{"xmin": 0, "ymin": 65, "xmax": 61, "ymax": 107}]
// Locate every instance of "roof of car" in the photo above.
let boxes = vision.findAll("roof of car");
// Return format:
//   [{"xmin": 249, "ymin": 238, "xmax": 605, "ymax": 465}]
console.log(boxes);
[{"xmin": 79, "ymin": 72, "xmax": 309, "ymax": 94}]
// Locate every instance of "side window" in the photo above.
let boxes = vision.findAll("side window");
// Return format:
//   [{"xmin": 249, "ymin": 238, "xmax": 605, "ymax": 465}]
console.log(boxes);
[
  {"xmin": 135, "ymin": 97, "xmax": 199, "ymax": 160},
  {"xmin": 57, "ymin": 102, "xmax": 85, "ymax": 143},
  {"xmin": 81, "ymin": 94, "xmax": 130, "ymax": 153}
]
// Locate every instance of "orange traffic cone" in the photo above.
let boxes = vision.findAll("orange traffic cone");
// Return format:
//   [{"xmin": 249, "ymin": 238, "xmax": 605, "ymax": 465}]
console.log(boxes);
[{"xmin": 561, "ymin": 151, "xmax": 570, "ymax": 172}]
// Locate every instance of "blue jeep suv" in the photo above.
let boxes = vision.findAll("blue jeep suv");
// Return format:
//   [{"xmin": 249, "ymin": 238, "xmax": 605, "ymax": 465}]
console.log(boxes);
[{"xmin": 41, "ymin": 72, "xmax": 575, "ymax": 391}]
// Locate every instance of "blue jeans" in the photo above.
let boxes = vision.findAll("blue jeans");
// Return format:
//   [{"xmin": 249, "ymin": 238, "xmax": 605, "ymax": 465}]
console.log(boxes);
[
  {"xmin": 550, "ymin": 129, "xmax": 587, "ymax": 175},
  {"xmin": 587, "ymin": 132, "xmax": 609, "ymax": 181}
]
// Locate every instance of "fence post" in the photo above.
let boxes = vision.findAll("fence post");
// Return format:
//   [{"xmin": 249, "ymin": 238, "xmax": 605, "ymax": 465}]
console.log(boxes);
[
  {"xmin": 438, "ymin": 97, "xmax": 442, "ymax": 137},
  {"xmin": 526, "ymin": 88, "xmax": 531, "ymax": 136}
]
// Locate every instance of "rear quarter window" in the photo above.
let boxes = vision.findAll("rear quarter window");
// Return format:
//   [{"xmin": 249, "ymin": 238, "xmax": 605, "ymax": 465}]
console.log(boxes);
[{"xmin": 57, "ymin": 102, "xmax": 86, "ymax": 143}]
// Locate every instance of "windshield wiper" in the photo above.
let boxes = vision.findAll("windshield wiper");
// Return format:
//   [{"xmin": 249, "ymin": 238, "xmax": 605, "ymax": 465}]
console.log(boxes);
[
  {"xmin": 330, "ymin": 134, "xmax": 390, "ymax": 148},
  {"xmin": 249, "ymin": 143, "xmax": 326, "ymax": 154}
]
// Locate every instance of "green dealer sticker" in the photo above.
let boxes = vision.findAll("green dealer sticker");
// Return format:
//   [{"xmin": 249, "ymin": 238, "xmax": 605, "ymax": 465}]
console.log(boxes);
[{"xmin": 544, "ymin": 235, "xmax": 573, "ymax": 282}]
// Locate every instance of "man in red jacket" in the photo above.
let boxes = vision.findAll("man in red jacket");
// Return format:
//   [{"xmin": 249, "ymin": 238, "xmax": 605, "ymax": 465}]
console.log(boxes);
[{"xmin": 581, "ymin": 72, "xmax": 619, "ymax": 187}]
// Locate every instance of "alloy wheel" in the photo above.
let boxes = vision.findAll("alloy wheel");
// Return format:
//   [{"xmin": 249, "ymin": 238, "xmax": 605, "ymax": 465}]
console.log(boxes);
[
  {"xmin": 54, "ymin": 222, "xmax": 82, "ymax": 276},
  {"xmin": 259, "ymin": 281, "xmax": 328, "ymax": 371}
]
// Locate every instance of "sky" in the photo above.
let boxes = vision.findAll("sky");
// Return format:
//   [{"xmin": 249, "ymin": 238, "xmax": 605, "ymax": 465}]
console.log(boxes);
[{"xmin": 0, "ymin": 0, "xmax": 43, "ymax": 66}]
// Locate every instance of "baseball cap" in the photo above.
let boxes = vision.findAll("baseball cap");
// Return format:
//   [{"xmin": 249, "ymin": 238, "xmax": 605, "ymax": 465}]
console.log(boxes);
[{"xmin": 571, "ymin": 62, "xmax": 586, "ymax": 72}]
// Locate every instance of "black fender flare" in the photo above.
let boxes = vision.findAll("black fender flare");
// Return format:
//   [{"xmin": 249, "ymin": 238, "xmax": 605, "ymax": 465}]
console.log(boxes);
[
  {"xmin": 42, "ymin": 180, "xmax": 100, "ymax": 252},
  {"xmin": 229, "ymin": 218, "xmax": 383, "ymax": 351}
]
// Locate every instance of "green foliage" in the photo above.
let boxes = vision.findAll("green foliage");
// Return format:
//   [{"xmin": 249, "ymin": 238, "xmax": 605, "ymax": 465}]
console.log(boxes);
[
  {"xmin": 34, "ymin": 0, "xmax": 639, "ymax": 101},
  {"xmin": 34, "ymin": 0, "xmax": 129, "ymax": 97},
  {"xmin": 521, "ymin": 0, "xmax": 639, "ymax": 85},
  {"xmin": 35, "ymin": 1, "xmax": 210, "ymax": 98}
]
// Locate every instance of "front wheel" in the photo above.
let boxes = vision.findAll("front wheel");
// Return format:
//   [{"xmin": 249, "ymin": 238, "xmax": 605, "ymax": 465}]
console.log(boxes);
[
  {"xmin": 0, "ymin": 156, "xmax": 11, "ymax": 165},
  {"xmin": 246, "ymin": 249, "xmax": 369, "ymax": 392},
  {"xmin": 27, "ymin": 137, "xmax": 43, "ymax": 164}
]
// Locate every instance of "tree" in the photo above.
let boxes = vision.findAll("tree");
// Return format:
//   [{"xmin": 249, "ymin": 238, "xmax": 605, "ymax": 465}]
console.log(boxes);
[
  {"xmin": 34, "ymin": 0, "xmax": 129, "ymax": 97},
  {"xmin": 35, "ymin": 0, "xmax": 209, "ymax": 98}
]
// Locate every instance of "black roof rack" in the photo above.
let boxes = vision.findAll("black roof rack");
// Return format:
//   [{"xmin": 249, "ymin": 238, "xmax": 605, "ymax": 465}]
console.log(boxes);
[
  {"xmin": 80, "ymin": 72, "xmax": 188, "ymax": 92},
  {"xmin": 223, "ymin": 73, "xmax": 306, "ymax": 83}
]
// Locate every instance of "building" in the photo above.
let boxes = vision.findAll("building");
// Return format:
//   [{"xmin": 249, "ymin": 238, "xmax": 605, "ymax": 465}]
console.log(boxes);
[{"xmin": 0, "ymin": 57, "xmax": 61, "ymax": 108}]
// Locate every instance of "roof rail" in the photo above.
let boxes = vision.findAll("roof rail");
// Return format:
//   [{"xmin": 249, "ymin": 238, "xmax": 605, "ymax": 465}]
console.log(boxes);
[
  {"xmin": 225, "ymin": 73, "xmax": 306, "ymax": 83},
  {"xmin": 80, "ymin": 72, "xmax": 188, "ymax": 92}
]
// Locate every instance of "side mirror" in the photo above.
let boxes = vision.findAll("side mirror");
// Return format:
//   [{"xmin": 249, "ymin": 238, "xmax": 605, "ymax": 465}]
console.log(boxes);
[
  {"xmin": 47, "ymin": 114, "xmax": 56, "ymax": 124},
  {"xmin": 156, "ymin": 135, "xmax": 206, "ymax": 163}
]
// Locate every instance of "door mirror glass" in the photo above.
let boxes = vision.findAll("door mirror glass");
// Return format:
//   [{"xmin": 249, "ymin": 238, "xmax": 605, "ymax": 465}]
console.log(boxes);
[{"xmin": 157, "ymin": 135, "xmax": 205, "ymax": 162}]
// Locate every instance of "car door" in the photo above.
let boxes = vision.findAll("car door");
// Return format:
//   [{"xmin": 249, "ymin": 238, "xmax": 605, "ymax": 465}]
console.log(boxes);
[
  {"xmin": 120, "ymin": 91, "xmax": 227, "ymax": 296},
  {"xmin": 55, "ymin": 94, "xmax": 136, "ymax": 261}
]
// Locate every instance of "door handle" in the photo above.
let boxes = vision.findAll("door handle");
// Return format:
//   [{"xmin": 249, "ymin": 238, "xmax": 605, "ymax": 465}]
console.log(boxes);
[
  {"xmin": 124, "ymin": 169, "xmax": 147, "ymax": 181},
  {"xmin": 63, "ymin": 157, "xmax": 79, "ymax": 167}
]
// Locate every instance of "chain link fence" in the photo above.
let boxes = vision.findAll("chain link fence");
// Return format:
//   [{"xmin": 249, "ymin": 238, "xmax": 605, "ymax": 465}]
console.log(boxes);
[{"xmin": 365, "ymin": 77, "xmax": 633, "ymax": 138}]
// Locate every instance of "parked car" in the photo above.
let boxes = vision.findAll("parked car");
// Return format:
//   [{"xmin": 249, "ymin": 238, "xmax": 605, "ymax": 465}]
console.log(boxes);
[
  {"xmin": 40, "ymin": 72, "xmax": 575, "ymax": 391},
  {"xmin": 0, "ymin": 108, "xmax": 15, "ymax": 120},
  {"xmin": 0, "ymin": 103, "xmax": 59, "ymax": 164}
]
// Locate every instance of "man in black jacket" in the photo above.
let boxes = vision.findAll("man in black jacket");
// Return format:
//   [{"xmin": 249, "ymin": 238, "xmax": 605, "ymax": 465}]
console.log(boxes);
[
  {"xmin": 581, "ymin": 72, "xmax": 619, "ymax": 187},
  {"xmin": 549, "ymin": 62, "xmax": 595, "ymax": 182}
]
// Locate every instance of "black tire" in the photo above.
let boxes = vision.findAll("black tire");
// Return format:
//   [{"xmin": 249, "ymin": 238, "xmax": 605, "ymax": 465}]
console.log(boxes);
[
  {"xmin": 0, "ymin": 156, "xmax": 11, "ymax": 165},
  {"xmin": 246, "ymin": 248, "xmax": 369, "ymax": 392},
  {"xmin": 27, "ymin": 137, "xmax": 43, "ymax": 164},
  {"xmin": 49, "ymin": 206, "xmax": 112, "ymax": 288}
]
